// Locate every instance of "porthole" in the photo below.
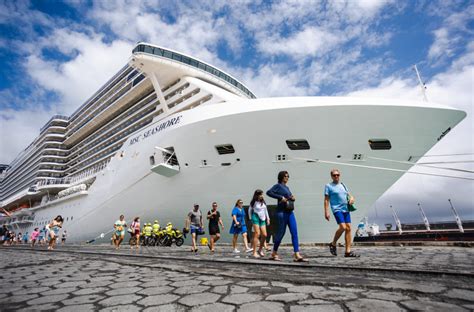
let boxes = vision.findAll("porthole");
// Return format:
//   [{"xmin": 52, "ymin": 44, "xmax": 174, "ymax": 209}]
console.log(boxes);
[
  {"xmin": 369, "ymin": 139, "xmax": 391, "ymax": 150},
  {"xmin": 215, "ymin": 144, "xmax": 235, "ymax": 155},
  {"xmin": 286, "ymin": 139, "xmax": 310, "ymax": 150}
]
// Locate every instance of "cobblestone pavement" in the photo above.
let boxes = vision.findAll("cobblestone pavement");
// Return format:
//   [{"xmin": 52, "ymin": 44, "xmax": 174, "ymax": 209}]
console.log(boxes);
[{"xmin": 0, "ymin": 245, "xmax": 473, "ymax": 311}]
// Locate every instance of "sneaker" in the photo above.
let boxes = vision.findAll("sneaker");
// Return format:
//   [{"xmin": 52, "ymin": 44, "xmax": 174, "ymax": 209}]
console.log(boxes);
[
  {"xmin": 245, "ymin": 248, "xmax": 253, "ymax": 253},
  {"xmin": 329, "ymin": 243, "xmax": 337, "ymax": 256},
  {"xmin": 233, "ymin": 249, "xmax": 240, "ymax": 253}
]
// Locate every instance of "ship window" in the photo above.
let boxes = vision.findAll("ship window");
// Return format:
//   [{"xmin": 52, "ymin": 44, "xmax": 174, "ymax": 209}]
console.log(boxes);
[
  {"xmin": 369, "ymin": 139, "xmax": 391, "ymax": 150},
  {"xmin": 286, "ymin": 139, "xmax": 310, "ymax": 150},
  {"xmin": 215, "ymin": 144, "xmax": 235, "ymax": 155}
]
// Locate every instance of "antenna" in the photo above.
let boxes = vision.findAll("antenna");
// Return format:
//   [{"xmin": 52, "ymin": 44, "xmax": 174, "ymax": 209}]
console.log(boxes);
[
  {"xmin": 417, "ymin": 203, "xmax": 431, "ymax": 231},
  {"xmin": 413, "ymin": 64, "xmax": 428, "ymax": 102},
  {"xmin": 390, "ymin": 205, "xmax": 403, "ymax": 234}
]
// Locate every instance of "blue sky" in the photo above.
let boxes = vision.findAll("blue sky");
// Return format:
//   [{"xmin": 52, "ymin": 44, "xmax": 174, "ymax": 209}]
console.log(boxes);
[{"xmin": 0, "ymin": 0, "xmax": 473, "ymax": 226}]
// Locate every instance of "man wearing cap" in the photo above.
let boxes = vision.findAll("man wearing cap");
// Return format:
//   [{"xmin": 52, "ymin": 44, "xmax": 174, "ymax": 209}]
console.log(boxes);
[{"xmin": 186, "ymin": 204, "xmax": 203, "ymax": 252}]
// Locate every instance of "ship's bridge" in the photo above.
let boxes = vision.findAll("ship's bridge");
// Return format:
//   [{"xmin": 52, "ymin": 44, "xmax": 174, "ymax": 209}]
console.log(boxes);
[{"xmin": 130, "ymin": 43, "xmax": 256, "ymax": 101}]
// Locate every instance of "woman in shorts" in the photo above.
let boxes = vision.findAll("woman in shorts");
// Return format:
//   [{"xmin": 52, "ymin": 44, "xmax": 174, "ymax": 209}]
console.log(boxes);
[
  {"xmin": 113, "ymin": 215, "xmax": 127, "ymax": 249},
  {"xmin": 249, "ymin": 190, "xmax": 270, "ymax": 258},
  {"xmin": 229, "ymin": 199, "xmax": 252, "ymax": 254},
  {"xmin": 46, "ymin": 215, "xmax": 63, "ymax": 250}
]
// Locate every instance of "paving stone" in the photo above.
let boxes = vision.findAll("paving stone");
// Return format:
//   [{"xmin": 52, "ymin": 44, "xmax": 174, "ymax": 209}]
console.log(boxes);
[
  {"xmin": 238, "ymin": 280, "xmax": 268, "ymax": 287},
  {"xmin": 59, "ymin": 281, "xmax": 88, "ymax": 288},
  {"xmin": 100, "ymin": 304, "xmax": 143, "ymax": 312},
  {"xmin": 171, "ymin": 279, "xmax": 202, "ymax": 287},
  {"xmin": 63, "ymin": 294, "xmax": 105, "ymax": 305},
  {"xmin": 42, "ymin": 287, "xmax": 78, "ymax": 296},
  {"xmin": 364, "ymin": 290, "xmax": 411, "ymax": 302},
  {"xmin": 27, "ymin": 294, "xmax": 70, "ymax": 305},
  {"xmin": 346, "ymin": 299, "xmax": 406, "ymax": 312},
  {"xmin": 202, "ymin": 279, "xmax": 233, "ymax": 286},
  {"xmin": 271, "ymin": 281, "xmax": 295, "ymax": 288},
  {"xmin": 288, "ymin": 285, "xmax": 326, "ymax": 293},
  {"xmin": 230, "ymin": 285, "xmax": 248, "ymax": 294},
  {"xmin": 73, "ymin": 287, "xmax": 108, "ymax": 296},
  {"xmin": 237, "ymin": 301, "xmax": 285, "ymax": 312},
  {"xmin": 266, "ymin": 292, "xmax": 309, "ymax": 302},
  {"xmin": 212, "ymin": 285, "xmax": 228, "ymax": 294},
  {"xmin": 400, "ymin": 300, "xmax": 467, "ymax": 311},
  {"xmin": 99, "ymin": 294, "xmax": 142, "ymax": 307},
  {"xmin": 105, "ymin": 286, "xmax": 142, "ymax": 296},
  {"xmin": 222, "ymin": 294, "xmax": 262, "ymax": 305},
  {"xmin": 191, "ymin": 302, "xmax": 235, "ymax": 312},
  {"xmin": 28, "ymin": 303, "xmax": 61, "ymax": 311},
  {"xmin": 142, "ymin": 279, "xmax": 171, "ymax": 287},
  {"xmin": 143, "ymin": 303, "xmax": 187, "ymax": 311},
  {"xmin": 139, "ymin": 286, "xmax": 174, "ymax": 296},
  {"xmin": 179, "ymin": 293, "xmax": 221, "ymax": 307},
  {"xmin": 56, "ymin": 304, "xmax": 97, "ymax": 312},
  {"xmin": 197, "ymin": 276, "xmax": 224, "ymax": 281},
  {"xmin": 299, "ymin": 299, "xmax": 333, "ymax": 305},
  {"xmin": 137, "ymin": 294, "xmax": 180, "ymax": 306},
  {"xmin": 290, "ymin": 304, "xmax": 344, "ymax": 312},
  {"xmin": 15, "ymin": 286, "xmax": 50, "ymax": 295},
  {"xmin": 444, "ymin": 288, "xmax": 474, "ymax": 301},
  {"xmin": 312, "ymin": 289, "xmax": 358, "ymax": 301},
  {"xmin": 108, "ymin": 281, "xmax": 141, "ymax": 289},
  {"xmin": 81, "ymin": 280, "xmax": 113, "ymax": 288},
  {"xmin": 174, "ymin": 285, "xmax": 210, "ymax": 295}
]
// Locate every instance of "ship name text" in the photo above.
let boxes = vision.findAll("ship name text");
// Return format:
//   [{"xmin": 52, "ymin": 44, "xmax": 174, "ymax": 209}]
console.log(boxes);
[{"xmin": 129, "ymin": 115, "xmax": 182, "ymax": 145}]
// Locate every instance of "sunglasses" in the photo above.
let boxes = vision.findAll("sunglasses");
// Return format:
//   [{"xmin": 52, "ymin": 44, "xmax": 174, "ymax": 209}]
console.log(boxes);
[{"xmin": 332, "ymin": 174, "xmax": 340, "ymax": 177}]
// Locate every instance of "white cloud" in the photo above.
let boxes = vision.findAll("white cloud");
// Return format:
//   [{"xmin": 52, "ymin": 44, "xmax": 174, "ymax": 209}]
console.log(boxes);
[
  {"xmin": 258, "ymin": 26, "xmax": 342, "ymax": 58},
  {"xmin": 25, "ymin": 29, "xmax": 133, "ymax": 114}
]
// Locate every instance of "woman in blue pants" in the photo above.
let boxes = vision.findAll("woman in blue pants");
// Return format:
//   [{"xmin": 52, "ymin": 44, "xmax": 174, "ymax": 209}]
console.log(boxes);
[{"xmin": 266, "ymin": 171, "xmax": 308, "ymax": 262}]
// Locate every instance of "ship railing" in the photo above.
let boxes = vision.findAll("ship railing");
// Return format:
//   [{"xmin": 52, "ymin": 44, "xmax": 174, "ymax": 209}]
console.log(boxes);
[
  {"xmin": 68, "ymin": 161, "xmax": 109, "ymax": 184},
  {"xmin": 35, "ymin": 161, "xmax": 109, "ymax": 189}
]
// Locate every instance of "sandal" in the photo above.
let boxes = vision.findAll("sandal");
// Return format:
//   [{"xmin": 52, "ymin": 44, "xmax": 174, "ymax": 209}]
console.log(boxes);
[
  {"xmin": 294, "ymin": 257, "xmax": 309, "ymax": 262},
  {"xmin": 269, "ymin": 255, "xmax": 282, "ymax": 261},
  {"xmin": 344, "ymin": 251, "xmax": 360, "ymax": 258},
  {"xmin": 258, "ymin": 250, "xmax": 265, "ymax": 257},
  {"xmin": 252, "ymin": 254, "xmax": 261, "ymax": 259},
  {"xmin": 329, "ymin": 243, "xmax": 337, "ymax": 256}
]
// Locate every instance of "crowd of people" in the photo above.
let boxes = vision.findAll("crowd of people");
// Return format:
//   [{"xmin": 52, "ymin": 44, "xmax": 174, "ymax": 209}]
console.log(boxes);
[
  {"xmin": 2, "ymin": 168, "xmax": 359, "ymax": 259},
  {"xmin": 182, "ymin": 169, "xmax": 359, "ymax": 260},
  {"xmin": 0, "ymin": 216, "xmax": 66, "ymax": 250}
]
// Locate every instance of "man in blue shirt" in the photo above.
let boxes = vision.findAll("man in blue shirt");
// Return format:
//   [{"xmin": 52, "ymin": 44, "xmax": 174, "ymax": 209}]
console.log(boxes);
[{"xmin": 324, "ymin": 169, "xmax": 359, "ymax": 257}]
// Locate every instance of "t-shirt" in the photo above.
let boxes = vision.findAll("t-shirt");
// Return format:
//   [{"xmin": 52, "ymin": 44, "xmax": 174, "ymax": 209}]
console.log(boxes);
[
  {"xmin": 324, "ymin": 182, "xmax": 348, "ymax": 213},
  {"xmin": 207, "ymin": 210, "xmax": 221, "ymax": 228},
  {"xmin": 188, "ymin": 210, "xmax": 202, "ymax": 227},
  {"xmin": 115, "ymin": 220, "xmax": 126, "ymax": 232}
]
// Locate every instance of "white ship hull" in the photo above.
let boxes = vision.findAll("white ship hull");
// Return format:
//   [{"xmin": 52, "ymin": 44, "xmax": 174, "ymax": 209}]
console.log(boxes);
[{"xmin": 23, "ymin": 97, "xmax": 465, "ymax": 243}]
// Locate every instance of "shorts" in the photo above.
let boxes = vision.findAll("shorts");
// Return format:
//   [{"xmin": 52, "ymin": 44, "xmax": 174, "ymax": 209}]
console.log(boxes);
[
  {"xmin": 333, "ymin": 211, "xmax": 351, "ymax": 224},
  {"xmin": 209, "ymin": 226, "xmax": 220, "ymax": 236},
  {"xmin": 134, "ymin": 230, "xmax": 140, "ymax": 236},
  {"xmin": 251, "ymin": 213, "xmax": 266, "ymax": 227},
  {"xmin": 190, "ymin": 225, "xmax": 200, "ymax": 234},
  {"xmin": 115, "ymin": 230, "xmax": 125, "ymax": 237}
]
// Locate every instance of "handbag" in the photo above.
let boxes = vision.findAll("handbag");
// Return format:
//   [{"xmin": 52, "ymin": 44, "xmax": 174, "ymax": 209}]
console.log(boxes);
[
  {"xmin": 283, "ymin": 200, "xmax": 295, "ymax": 212},
  {"xmin": 341, "ymin": 183, "xmax": 356, "ymax": 212}
]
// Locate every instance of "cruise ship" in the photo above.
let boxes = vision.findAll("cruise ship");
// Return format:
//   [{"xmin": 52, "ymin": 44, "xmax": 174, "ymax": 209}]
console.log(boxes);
[{"xmin": 0, "ymin": 43, "xmax": 467, "ymax": 243}]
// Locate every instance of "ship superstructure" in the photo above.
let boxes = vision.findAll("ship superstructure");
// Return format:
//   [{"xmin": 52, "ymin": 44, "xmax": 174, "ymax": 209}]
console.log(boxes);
[{"xmin": 0, "ymin": 43, "xmax": 466, "ymax": 243}]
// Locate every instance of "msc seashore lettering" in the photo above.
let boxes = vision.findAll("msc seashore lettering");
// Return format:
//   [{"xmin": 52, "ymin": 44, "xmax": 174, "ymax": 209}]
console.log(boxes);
[{"xmin": 129, "ymin": 115, "xmax": 182, "ymax": 145}]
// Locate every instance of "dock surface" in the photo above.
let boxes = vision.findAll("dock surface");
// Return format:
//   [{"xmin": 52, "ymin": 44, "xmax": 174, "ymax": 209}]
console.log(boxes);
[{"xmin": 1, "ymin": 244, "xmax": 473, "ymax": 311}]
